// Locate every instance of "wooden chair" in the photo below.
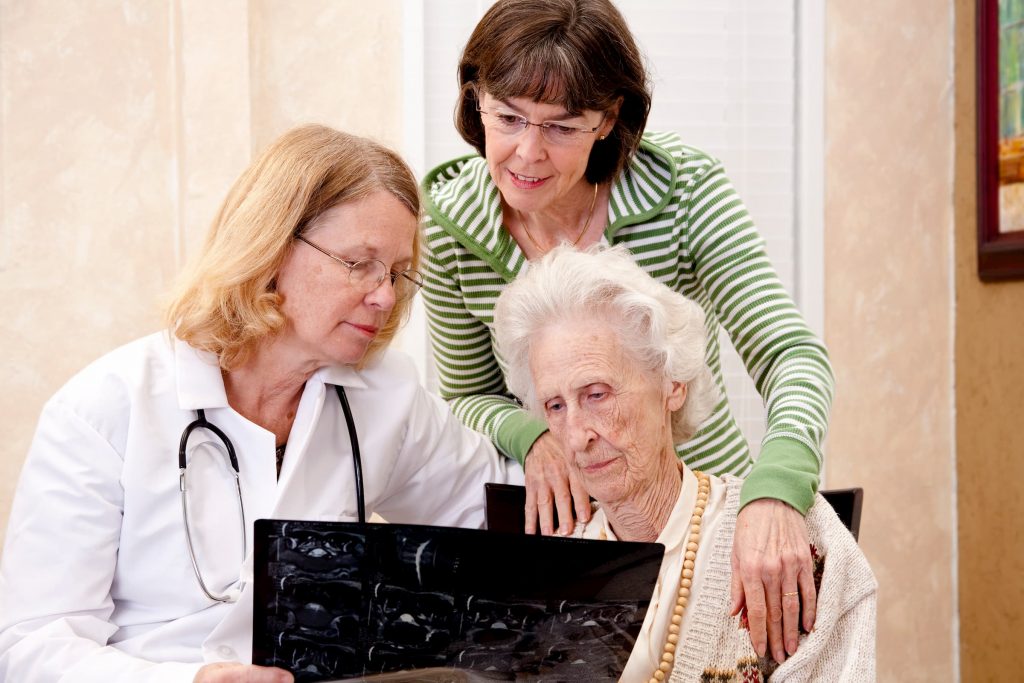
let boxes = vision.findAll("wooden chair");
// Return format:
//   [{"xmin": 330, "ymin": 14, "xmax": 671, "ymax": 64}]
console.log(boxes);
[{"xmin": 485, "ymin": 484, "xmax": 864, "ymax": 541}]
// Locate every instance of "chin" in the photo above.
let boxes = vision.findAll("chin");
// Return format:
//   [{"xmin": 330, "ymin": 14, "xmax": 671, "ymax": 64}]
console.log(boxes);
[{"xmin": 323, "ymin": 340, "xmax": 372, "ymax": 367}]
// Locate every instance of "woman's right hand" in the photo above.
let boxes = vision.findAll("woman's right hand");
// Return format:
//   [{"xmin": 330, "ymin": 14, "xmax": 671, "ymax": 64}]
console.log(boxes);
[
  {"xmin": 194, "ymin": 663, "xmax": 294, "ymax": 683},
  {"xmin": 523, "ymin": 431, "xmax": 591, "ymax": 536}
]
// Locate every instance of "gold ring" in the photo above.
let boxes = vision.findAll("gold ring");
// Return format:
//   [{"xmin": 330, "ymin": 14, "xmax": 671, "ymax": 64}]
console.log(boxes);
[{"xmin": 782, "ymin": 591, "xmax": 799, "ymax": 597}]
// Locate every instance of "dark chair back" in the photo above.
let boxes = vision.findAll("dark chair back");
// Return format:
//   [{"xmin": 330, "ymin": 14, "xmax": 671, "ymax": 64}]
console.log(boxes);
[{"xmin": 485, "ymin": 483, "xmax": 864, "ymax": 541}]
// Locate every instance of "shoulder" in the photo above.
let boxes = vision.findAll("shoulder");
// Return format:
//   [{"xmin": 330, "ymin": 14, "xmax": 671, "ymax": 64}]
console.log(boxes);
[
  {"xmin": 805, "ymin": 495, "xmax": 876, "ymax": 585},
  {"xmin": 347, "ymin": 347, "xmax": 422, "ymax": 397},
  {"xmin": 638, "ymin": 131, "xmax": 723, "ymax": 186},
  {"xmin": 44, "ymin": 332, "xmax": 175, "ymax": 445},
  {"xmin": 53, "ymin": 332, "xmax": 173, "ymax": 404},
  {"xmin": 422, "ymin": 154, "xmax": 490, "ymax": 214}
]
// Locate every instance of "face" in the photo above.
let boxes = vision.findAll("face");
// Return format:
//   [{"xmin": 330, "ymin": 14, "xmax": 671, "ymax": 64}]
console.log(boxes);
[
  {"xmin": 275, "ymin": 190, "xmax": 417, "ymax": 367},
  {"xmin": 529, "ymin": 317, "xmax": 686, "ymax": 507},
  {"xmin": 479, "ymin": 93, "xmax": 616, "ymax": 215}
]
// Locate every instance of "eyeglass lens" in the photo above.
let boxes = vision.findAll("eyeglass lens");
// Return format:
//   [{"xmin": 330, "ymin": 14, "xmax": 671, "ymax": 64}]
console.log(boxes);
[
  {"xmin": 347, "ymin": 261, "xmax": 423, "ymax": 301},
  {"xmin": 478, "ymin": 109, "xmax": 596, "ymax": 144}
]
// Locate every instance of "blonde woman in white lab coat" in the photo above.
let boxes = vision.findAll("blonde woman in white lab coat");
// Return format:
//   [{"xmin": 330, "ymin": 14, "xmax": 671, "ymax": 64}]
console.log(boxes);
[{"xmin": 0, "ymin": 125, "xmax": 517, "ymax": 683}]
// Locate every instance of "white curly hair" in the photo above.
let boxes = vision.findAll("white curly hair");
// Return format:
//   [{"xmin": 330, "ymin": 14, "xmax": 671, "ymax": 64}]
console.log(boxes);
[{"xmin": 493, "ymin": 245, "xmax": 719, "ymax": 443}]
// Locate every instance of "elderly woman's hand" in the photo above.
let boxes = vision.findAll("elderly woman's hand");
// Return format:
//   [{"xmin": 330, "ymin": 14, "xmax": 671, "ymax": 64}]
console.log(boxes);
[
  {"xmin": 523, "ymin": 431, "xmax": 591, "ymax": 536},
  {"xmin": 194, "ymin": 663, "xmax": 294, "ymax": 683},
  {"xmin": 729, "ymin": 498, "xmax": 816, "ymax": 664}
]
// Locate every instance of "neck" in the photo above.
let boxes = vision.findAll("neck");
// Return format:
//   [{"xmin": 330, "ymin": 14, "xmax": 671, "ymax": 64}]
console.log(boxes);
[
  {"xmin": 222, "ymin": 337, "xmax": 321, "ymax": 442},
  {"xmin": 512, "ymin": 182, "xmax": 599, "ymax": 250},
  {"xmin": 602, "ymin": 452, "xmax": 683, "ymax": 543}
]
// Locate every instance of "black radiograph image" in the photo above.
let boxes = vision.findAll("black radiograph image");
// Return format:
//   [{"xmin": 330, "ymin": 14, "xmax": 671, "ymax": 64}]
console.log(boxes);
[{"xmin": 252, "ymin": 521, "xmax": 663, "ymax": 682}]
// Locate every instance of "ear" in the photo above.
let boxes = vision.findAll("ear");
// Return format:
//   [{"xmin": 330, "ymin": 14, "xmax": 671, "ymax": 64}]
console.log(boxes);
[
  {"xmin": 599, "ymin": 96, "xmax": 624, "ymax": 138},
  {"xmin": 666, "ymin": 380, "xmax": 687, "ymax": 412}
]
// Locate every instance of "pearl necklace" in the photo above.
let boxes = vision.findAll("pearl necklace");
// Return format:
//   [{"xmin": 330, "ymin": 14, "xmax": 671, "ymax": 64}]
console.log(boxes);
[
  {"xmin": 650, "ymin": 470, "xmax": 710, "ymax": 683},
  {"xmin": 519, "ymin": 181, "xmax": 598, "ymax": 253}
]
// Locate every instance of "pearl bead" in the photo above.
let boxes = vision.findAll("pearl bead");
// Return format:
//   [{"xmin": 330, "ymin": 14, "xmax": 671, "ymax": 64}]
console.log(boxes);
[
  {"xmin": 683, "ymin": 559, "xmax": 695, "ymax": 570},
  {"xmin": 653, "ymin": 673, "xmax": 665, "ymax": 682},
  {"xmin": 668, "ymin": 624, "xmax": 680, "ymax": 635},
  {"xmin": 681, "ymin": 577, "xmax": 691, "ymax": 589},
  {"xmin": 687, "ymin": 541, "xmax": 698, "ymax": 551},
  {"xmin": 685, "ymin": 550, "xmax": 696, "ymax": 561},
  {"xmin": 662, "ymin": 652, "xmax": 674, "ymax": 664},
  {"xmin": 659, "ymin": 661, "xmax": 672, "ymax": 673},
  {"xmin": 665, "ymin": 642, "xmax": 676, "ymax": 654},
  {"xmin": 682, "ymin": 568, "xmax": 694, "ymax": 579},
  {"xmin": 671, "ymin": 614, "xmax": 682, "ymax": 625},
  {"xmin": 673, "ymin": 604, "xmax": 684, "ymax": 616},
  {"xmin": 668, "ymin": 633, "xmax": 679, "ymax": 645}
]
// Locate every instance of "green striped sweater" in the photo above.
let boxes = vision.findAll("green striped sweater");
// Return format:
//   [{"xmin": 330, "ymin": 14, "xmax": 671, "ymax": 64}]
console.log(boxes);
[{"xmin": 421, "ymin": 132, "xmax": 833, "ymax": 513}]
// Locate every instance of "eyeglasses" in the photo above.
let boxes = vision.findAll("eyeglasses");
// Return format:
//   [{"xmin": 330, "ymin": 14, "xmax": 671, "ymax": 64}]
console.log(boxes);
[
  {"xmin": 477, "ymin": 106, "xmax": 603, "ymax": 146},
  {"xmin": 295, "ymin": 234, "xmax": 424, "ymax": 302}
]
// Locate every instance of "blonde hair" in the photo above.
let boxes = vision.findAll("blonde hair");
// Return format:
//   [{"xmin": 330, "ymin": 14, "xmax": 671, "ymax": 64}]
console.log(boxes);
[
  {"xmin": 165, "ymin": 125, "xmax": 421, "ymax": 369},
  {"xmin": 494, "ymin": 245, "xmax": 718, "ymax": 443}
]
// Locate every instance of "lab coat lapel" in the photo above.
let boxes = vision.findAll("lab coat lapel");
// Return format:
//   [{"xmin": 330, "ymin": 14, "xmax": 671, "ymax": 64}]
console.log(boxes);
[{"xmin": 269, "ymin": 364, "xmax": 367, "ymax": 517}]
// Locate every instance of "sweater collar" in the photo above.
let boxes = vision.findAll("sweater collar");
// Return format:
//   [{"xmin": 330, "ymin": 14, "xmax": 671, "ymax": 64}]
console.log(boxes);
[{"xmin": 422, "ymin": 133, "xmax": 678, "ymax": 280}]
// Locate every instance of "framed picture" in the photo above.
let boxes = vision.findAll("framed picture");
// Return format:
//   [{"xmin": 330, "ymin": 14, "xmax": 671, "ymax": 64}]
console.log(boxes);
[{"xmin": 977, "ymin": 0, "xmax": 1024, "ymax": 281}]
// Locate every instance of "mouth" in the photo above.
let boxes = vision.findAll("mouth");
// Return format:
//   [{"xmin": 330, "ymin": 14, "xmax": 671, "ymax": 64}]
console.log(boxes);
[
  {"xmin": 579, "ymin": 456, "xmax": 618, "ymax": 475},
  {"xmin": 507, "ymin": 169, "xmax": 547, "ymax": 189},
  {"xmin": 345, "ymin": 322, "xmax": 378, "ymax": 337}
]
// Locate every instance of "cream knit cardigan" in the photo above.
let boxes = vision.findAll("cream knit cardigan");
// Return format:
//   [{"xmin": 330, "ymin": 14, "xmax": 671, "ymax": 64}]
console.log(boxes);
[{"xmin": 661, "ymin": 475, "xmax": 877, "ymax": 681}]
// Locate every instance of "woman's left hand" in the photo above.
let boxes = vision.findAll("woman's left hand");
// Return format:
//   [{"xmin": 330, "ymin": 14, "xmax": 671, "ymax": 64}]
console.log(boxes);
[{"xmin": 729, "ymin": 498, "xmax": 816, "ymax": 664}]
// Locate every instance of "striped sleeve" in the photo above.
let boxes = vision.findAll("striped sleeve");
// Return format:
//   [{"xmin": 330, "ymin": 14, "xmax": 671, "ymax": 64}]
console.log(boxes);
[
  {"xmin": 682, "ymin": 158, "xmax": 834, "ymax": 513},
  {"xmin": 420, "ymin": 217, "xmax": 547, "ymax": 464}
]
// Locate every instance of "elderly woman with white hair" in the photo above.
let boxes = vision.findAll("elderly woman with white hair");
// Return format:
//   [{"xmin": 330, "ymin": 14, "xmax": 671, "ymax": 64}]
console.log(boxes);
[{"xmin": 493, "ymin": 246, "xmax": 876, "ymax": 682}]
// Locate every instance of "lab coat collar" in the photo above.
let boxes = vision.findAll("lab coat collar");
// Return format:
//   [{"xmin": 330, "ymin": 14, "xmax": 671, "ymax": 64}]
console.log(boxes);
[
  {"xmin": 316, "ymin": 363, "xmax": 368, "ymax": 392},
  {"xmin": 173, "ymin": 337, "xmax": 370, "ymax": 411},
  {"xmin": 174, "ymin": 338, "xmax": 229, "ymax": 410}
]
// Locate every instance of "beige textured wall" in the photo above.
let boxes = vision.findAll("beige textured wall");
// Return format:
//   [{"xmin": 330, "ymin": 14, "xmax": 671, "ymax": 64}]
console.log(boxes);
[
  {"xmin": 825, "ymin": 1, "xmax": 956, "ymax": 680},
  {"xmin": 954, "ymin": 1, "xmax": 1024, "ymax": 678},
  {"xmin": 0, "ymin": 0, "xmax": 404, "ymax": 545}
]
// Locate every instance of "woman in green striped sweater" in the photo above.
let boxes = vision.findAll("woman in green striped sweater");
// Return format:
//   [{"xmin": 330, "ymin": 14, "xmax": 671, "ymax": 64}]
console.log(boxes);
[{"xmin": 421, "ymin": 0, "xmax": 834, "ymax": 666}]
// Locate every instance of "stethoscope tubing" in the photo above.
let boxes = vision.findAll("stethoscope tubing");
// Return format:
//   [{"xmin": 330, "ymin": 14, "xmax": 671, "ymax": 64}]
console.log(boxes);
[{"xmin": 178, "ymin": 385, "xmax": 363, "ymax": 603}]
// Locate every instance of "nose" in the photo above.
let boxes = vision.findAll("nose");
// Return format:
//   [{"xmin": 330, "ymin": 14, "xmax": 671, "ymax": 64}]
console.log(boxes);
[
  {"xmin": 515, "ymin": 124, "xmax": 547, "ymax": 163},
  {"xmin": 363, "ymin": 276, "xmax": 397, "ymax": 311},
  {"xmin": 565, "ymin": 406, "xmax": 596, "ymax": 453}
]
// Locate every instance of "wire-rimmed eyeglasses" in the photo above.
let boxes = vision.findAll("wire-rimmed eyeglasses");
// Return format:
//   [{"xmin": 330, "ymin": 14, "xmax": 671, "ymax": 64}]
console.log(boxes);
[
  {"xmin": 477, "ymin": 105, "xmax": 604, "ymax": 146},
  {"xmin": 295, "ymin": 234, "xmax": 425, "ymax": 302}
]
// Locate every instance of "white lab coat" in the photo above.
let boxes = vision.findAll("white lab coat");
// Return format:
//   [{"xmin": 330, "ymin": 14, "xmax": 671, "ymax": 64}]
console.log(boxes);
[{"xmin": 0, "ymin": 332, "xmax": 521, "ymax": 682}]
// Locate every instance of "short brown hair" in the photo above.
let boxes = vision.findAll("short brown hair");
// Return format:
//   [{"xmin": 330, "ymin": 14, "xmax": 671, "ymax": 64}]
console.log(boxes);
[
  {"xmin": 454, "ymin": 0, "xmax": 651, "ymax": 184},
  {"xmin": 166, "ymin": 125, "xmax": 421, "ymax": 370}
]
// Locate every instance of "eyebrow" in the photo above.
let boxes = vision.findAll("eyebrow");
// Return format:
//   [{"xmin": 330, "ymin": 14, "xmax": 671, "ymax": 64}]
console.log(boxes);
[{"xmin": 494, "ymin": 98, "xmax": 582, "ymax": 122}]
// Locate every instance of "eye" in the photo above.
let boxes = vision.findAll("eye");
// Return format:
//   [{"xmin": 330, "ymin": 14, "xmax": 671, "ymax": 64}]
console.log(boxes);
[
  {"xmin": 544, "ymin": 398, "xmax": 565, "ymax": 414},
  {"xmin": 545, "ymin": 123, "xmax": 579, "ymax": 137},
  {"xmin": 585, "ymin": 383, "xmax": 611, "ymax": 402},
  {"xmin": 495, "ymin": 113, "xmax": 524, "ymax": 127}
]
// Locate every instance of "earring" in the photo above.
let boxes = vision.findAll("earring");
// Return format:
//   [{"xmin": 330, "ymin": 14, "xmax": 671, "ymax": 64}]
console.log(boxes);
[{"xmin": 599, "ymin": 135, "xmax": 607, "ymax": 140}]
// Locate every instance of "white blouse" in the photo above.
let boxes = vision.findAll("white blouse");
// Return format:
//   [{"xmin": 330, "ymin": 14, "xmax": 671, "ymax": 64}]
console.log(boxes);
[{"xmin": 575, "ymin": 468, "xmax": 727, "ymax": 683}]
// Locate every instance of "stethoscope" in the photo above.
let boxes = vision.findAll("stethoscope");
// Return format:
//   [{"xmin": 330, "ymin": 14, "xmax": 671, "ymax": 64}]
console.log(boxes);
[{"xmin": 178, "ymin": 384, "xmax": 365, "ymax": 603}]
